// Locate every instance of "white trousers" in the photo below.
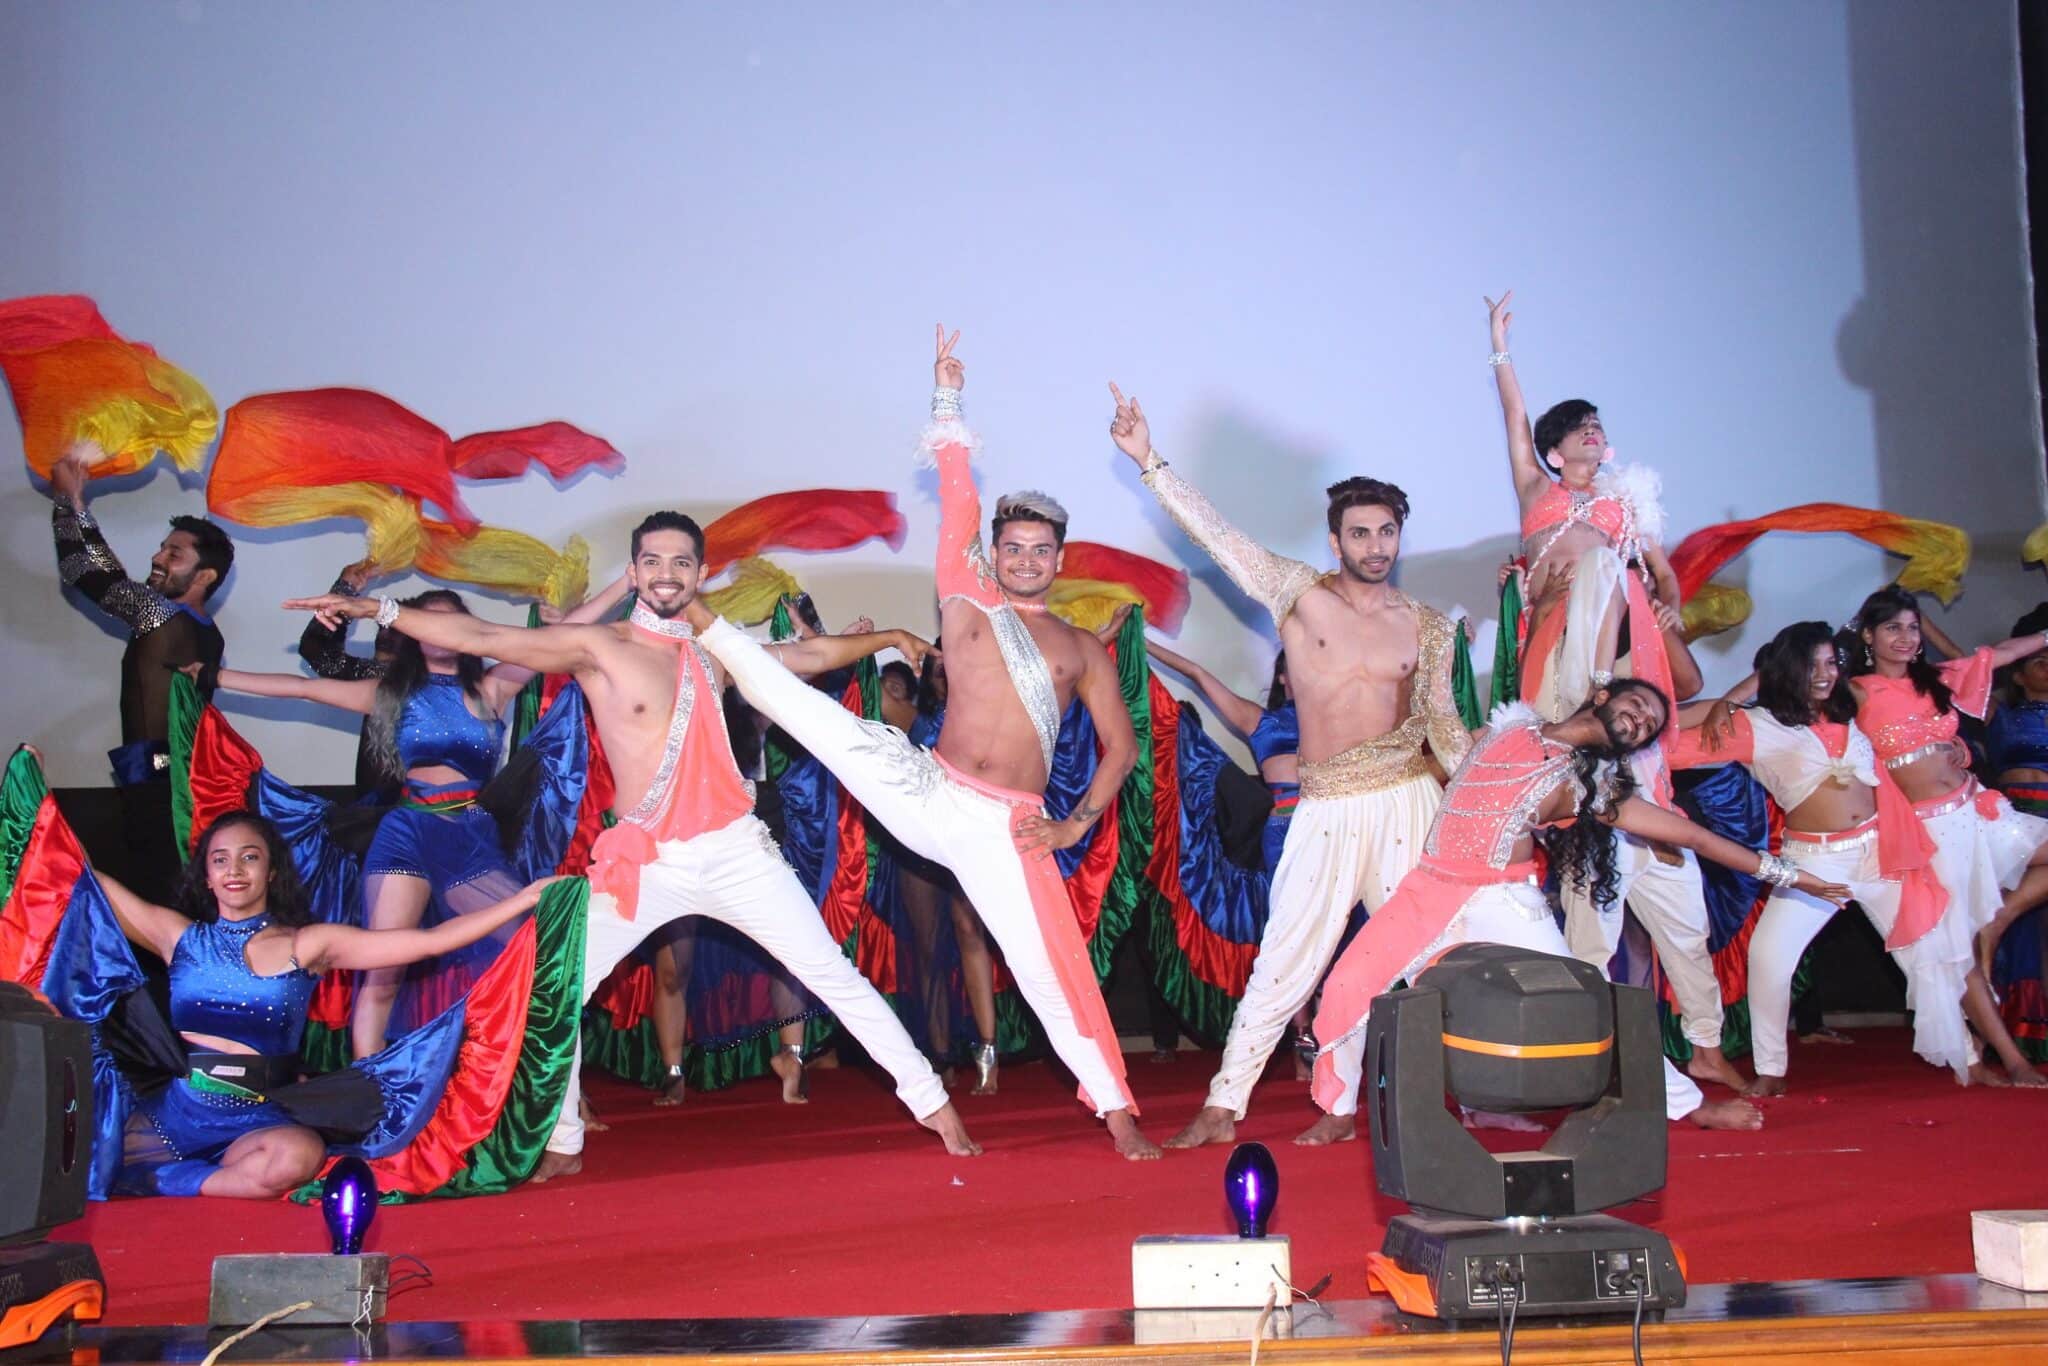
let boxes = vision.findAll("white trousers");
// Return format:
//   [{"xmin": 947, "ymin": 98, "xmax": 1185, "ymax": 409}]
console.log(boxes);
[
  {"xmin": 1323, "ymin": 879, "xmax": 1705, "ymax": 1122},
  {"xmin": 1561, "ymin": 837, "xmax": 1725, "ymax": 1050},
  {"xmin": 1747, "ymin": 834, "xmax": 1899, "ymax": 1079},
  {"xmin": 703, "ymin": 618, "xmax": 1134, "ymax": 1115},
  {"xmin": 1204, "ymin": 773, "xmax": 1441, "ymax": 1118},
  {"xmin": 546, "ymin": 815, "xmax": 949, "ymax": 1154}
]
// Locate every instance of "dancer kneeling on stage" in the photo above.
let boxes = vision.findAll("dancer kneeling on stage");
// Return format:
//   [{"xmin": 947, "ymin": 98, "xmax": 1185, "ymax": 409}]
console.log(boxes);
[
  {"xmin": 1310, "ymin": 681, "xmax": 1853, "ymax": 1132},
  {"xmin": 90, "ymin": 810, "xmax": 553, "ymax": 1198}
]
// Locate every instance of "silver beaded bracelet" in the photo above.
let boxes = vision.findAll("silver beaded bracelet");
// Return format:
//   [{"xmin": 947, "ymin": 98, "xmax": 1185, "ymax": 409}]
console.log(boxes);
[
  {"xmin": 1756, "ymin": 851, "xmax": 1799, "ymax": 890},
  {"xmin": 1140, "ymin": 449, "xmax": 1169, "ymax": 476},
  {"xmin": 1487, "ymin": 351, "xmax": 1511, "ymax": 367},
  {"xmin": 374, "ymin": 596, "xmax": 401, "ymax": 629},
  {"xmin": 931, "ymin": 386, "xmax": 962, "ymax": 421}
]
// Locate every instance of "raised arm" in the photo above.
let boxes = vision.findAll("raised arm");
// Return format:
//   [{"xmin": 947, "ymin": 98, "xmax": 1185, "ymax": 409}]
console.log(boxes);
[
  {"xmin": 1980, "ymin": 627, "xmax": 2048, "ymax": 671},
  {"xmin": 1109, "ymin": 384, "xmax": 1319, "ymax": 629},
  {"xmin": 284, "ymin": 593, "xmax": 605, "ymax": 678},
  {"xmin": 48, "ymin": 442, "xmax": 184, "ymax": 634},
  {"xmin": 1016, "ymin": 630, "xmax": 1138, "ymax": 854},
  {"xmin": 293, "ymin": 877, "xmax": 554, "ymax": 974},
  {"xmin": 1487, "ymin": 293, "xmax": 1549, "ymax": 504},
  {"xmin": 209, "ymin": 667, "xmax": 381, "ymax": 714},
  {"xmin": 769, "ymin": 628, "xmax": 932, "ymax": 680},
  {"xmin": 1144, "ymin": 638, "xmax": 1264, "ymax": 737},
  {"xmin": 1609, "ymin": 795, "xmax": 1849, "ymax": 902},
  {"xmin": 297, "ymin": 565, "xmax": 386, "ymax": 681},
  {"xmin": 1655, "ymin": 598, "xmax": 1704, "ymax": 702},
  {"xmin": 924, "ymin": 326, "xmax": 999, "ymax": 607},
  {"xmin": 93, "ymin": 868, "xmax": 192, "ymax": 963}
]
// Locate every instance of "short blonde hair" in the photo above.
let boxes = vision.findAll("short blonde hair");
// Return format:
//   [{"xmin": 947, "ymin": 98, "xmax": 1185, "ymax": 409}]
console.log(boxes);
[{"xmin": 992, "ymin": 489, "xmax": 1069, "ymax": 547}]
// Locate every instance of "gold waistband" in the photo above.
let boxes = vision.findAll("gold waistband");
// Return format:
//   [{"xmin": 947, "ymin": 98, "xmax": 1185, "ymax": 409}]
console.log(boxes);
[{"xmin": 1298, "ymin": 741, "xmax": 1433, "ymax": 801}]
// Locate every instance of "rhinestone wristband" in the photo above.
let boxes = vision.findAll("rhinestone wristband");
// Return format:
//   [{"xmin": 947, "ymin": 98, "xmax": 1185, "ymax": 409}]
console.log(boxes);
[
  {"xmin": 373, "ymin": 596, "xmax": 401, "ymax": 628},
  {"xmin": 1488, "ymin": 351, "xmax": 1511, "ymax": 367},
  {"xmin": 1756, "ymin": 851, "xmax": 1799, "ymax": 890},
  {"xmin": 931, "ymin": 386, "xmax": 962, "ymax": 420}
]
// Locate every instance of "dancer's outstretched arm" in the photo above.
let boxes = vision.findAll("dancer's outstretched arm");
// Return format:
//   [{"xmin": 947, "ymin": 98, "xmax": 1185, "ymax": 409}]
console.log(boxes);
[
  {"xmin": 1144, "ymin": 639, "xmax": 1263, "ymax": 737},
  {"xmin": 93, "ymin": 869, "xmax": 193, "ymax": 963},
  {"xmin": 1487, "ymin": 292, "xmax": 1548, "ymax": 505},
  {"xmin": 207, "ymin": 667, "xmax": 379, "ymax": 714},
  {"xmin": 295, "ymin": 877, "xmax": 556, "ymax": 973},
  {"xmin": 1109, "ymin": 384, "xmax": 1318, "ymax": 628},
  {"xmin": 1609, "ymin": 796, "xmax": 1849, "ymax": 901},
  {"xmin": 769, "ymin": 628, "xmax": 933, "ymax": 680},
  {"xmin": 284, "ymin": 594, "xmax": 606, "ymax": 679}
]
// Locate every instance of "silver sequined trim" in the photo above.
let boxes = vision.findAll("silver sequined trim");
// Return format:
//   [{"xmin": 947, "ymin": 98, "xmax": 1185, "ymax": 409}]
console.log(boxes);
[
  {"xmin": 619, "ymin": 645, "xmax": 700, "ymax": 826},
  {"xmin": 102, "ymin": 579, "xmax": 179, "ymax": 633},
  {"xmin": 941, "ymin": 593, "xmax": 1059, "ymax": 773},
  {"xmin": 848, "ymin": 719, "xmax": 946, "ymax": 800}
]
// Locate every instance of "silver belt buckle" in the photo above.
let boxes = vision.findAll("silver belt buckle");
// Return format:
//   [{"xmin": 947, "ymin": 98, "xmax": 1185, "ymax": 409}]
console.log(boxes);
[{"xmin": 151, "ymin": 751, "xmax": 170, "ymax": 772}]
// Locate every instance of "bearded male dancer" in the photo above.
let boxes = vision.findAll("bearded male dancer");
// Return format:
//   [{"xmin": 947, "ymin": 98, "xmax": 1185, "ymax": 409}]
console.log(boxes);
[
  {"xmin": 1311, "ymin": 681, "xmax": 1852, "ymax": 1130},
  {"xmin": 1104, "ymin": 387, "xmax": 1471, "ymax": 1148},
  {"xmin": 689, "ymin": 328, "xmax": 1158, "ymax": 1159},
  {"xmin": 288, "ymin": 513, "xmax": 977, "ymax": 1180}
]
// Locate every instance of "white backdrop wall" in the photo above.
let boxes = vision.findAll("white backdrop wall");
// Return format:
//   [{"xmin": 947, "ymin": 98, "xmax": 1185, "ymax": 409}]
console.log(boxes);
[{"xmin": 2, "ymin": 1, "xmax": 2042, "ymax": 786}]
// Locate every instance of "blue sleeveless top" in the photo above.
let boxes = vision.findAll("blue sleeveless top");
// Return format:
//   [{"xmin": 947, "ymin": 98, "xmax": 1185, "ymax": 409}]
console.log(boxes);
[
  {"xmin": 397, "ymin": 674, "xmax": 502, "ymax": 783},
  {"xmin": 1248, "ymin": 703, "xmax": 1299, "ymax": 768},
  {"xmin": 1989, "ymin": 701, "xmax": 2048, "ymax": 774},
  {"xmin": 910, "ymin": 709, "xmax": 944, "ymax": 750},
  {"xmin": 168, "ymin": 914, "xmax": 317, "ymax": 1055}
]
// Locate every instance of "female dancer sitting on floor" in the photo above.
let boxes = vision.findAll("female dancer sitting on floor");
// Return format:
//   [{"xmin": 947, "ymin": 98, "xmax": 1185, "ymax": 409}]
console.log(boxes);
[
  {"xmin": 96, "ymin": 809, "xmax": 551, "ymax": 1198},
  {"xmin": 1674, "ymin": 622, "xmax": 1951, "ymax": 1094},
  {"xmin": 204, "ymin": 581, "xmax": 623, "ymax": 1054},
  {"xmin": 1845, "ymin": 587, "xmax": 2048, "ymax": 1086}
]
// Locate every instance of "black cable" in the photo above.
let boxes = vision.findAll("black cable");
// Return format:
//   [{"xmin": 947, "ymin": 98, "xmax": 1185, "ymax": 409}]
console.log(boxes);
[
  {"xmin": 1493, "ymin": 1260, "xmax": 1519, "ymax": 1366},
  {"xmin": 1630, "ymin": 1271, "xmax": 1648, "ymax": 1366}
]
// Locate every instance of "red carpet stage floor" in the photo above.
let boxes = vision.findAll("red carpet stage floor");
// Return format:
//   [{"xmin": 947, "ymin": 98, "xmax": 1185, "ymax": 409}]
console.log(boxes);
[{"xmin": 56, "ymin": 1027, "xmax": 2047, "ymax": 1326}]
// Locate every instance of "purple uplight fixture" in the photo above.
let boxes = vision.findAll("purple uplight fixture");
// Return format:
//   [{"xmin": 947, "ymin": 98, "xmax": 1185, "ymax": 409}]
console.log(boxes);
[
  {"xmin": 1223, "ymin": 1141, "xmax": 1279, "ymax": 1239},
  {"xmin": 320, "ymin": 1156, "xmax": 378, "ymax": 1255}
]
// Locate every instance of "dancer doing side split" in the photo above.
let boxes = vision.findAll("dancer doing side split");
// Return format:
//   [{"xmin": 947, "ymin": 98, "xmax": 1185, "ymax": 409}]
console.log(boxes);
[
  {"xmin": 47, "ymin": 439, "xmax": 235, "ymax": 902},
  {"xmin": 1670, "ymin": 623, "xmax": 1946, "ymax": 1095},
  {"xmin": 692, "ymin": 329, "xmax": 1158, "ymax": 1160},
  {"xmin": 288, "ymin": 513, "xmax": 978, "ymax": 1180},
  {"xmin": 1109, "ymin": 385, "xmax": 1471, "ymax": 1148},
  {"xmin": 89, "ymin": 809, "xmax": 553, "ymax": 1198},
  {"xmin": 1845, "ymin": 587, "xmax": 2048, "ymax": 1086},
  {"xmin": 1487, "ymin": 294, "xmax": 1743, "ymax": 1095},
  {"xmin": 1311, "ymin": 681, "xmax": 1854, "ymax": 1132}
]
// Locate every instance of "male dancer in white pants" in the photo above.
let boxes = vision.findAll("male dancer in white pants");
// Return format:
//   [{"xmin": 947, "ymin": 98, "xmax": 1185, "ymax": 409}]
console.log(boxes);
[
  {"xmin": 288, "ymin": 513, "xmax": 978, "ymax": 1181},
  {"xmin": 694, "ymin": 328, "xmax": 1160, "ymax": 1160},
  {"xmin": 1104, "ymin": 387, "xmax": 1472, "ymax": 1148},
  {"xmin": 1311, "ymin": 681, "xmax": 1852, "ymax": 1131}
]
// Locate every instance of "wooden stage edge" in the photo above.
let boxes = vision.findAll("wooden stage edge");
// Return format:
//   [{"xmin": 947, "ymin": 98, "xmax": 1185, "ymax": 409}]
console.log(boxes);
[{"xmin": 13, "ymin": 1275, "xmax": 2048, "ymax": 1366}]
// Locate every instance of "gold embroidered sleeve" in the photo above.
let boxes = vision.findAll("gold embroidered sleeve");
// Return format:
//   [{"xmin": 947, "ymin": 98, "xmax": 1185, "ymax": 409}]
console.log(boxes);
[
  {"xmin": 1418, "ymin": 608, "xmax": 1473, "ymax": 771},
  {"xmin": 1140, "ymin": 462, "xmax": 1319, "ymax": 628}
]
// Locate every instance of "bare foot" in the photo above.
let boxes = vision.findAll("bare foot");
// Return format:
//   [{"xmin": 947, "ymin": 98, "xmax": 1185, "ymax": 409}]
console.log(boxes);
[
  {"xmin": 1967, "ymin": 1062, "xmax": 2013, "ymax": 1088},
  {"xmin": 1744, "ymin": 1074, "xmax": 1788, "ymax": 1098},
  {"xmin": 579, "ymin": 1096, "xmax": 610, "ymax": 1132},
  {"xmin": 1108, "ymin": 1109, "xmax": 1162, "ymax": 1161},
  {"xmin": 1799, "ymin": 1026, "xmax": 1853, "ymax": 1046},
  {"xmin": 1687, "ymin": 1046, "xmax": 1749, "ymax": 1093},
  {"xmin": 531, "ymin": 1148, "xmax": 583, "ymax": 1183},
  {"xmin": 918, "ymin": 1102, "xmax": 981, "ymax": 1156},
  {"xmin": 770, "ymin": 1048, "xmax": 809, "ymax": 1104},
  {"xmin": 1162, "ymin": 1105, "xmax": 1236, "ymax": 1150},
  {"xmin": 2008, "ymin": 1061, "xmax": 2048, "ymax": 1088},
  {"xmin": 652, "ymin": 1077, "xmax": 687, "ymax": 1108},
  {"xmin": 1294, "ymin": 1112, "xmax": 1356, "ymax": 1146},
  {"xmin": 1688, "ymin": 1098, "xmax": 1764, "ymax": 1131},
  {"xmin": 1461, "ymin": 1108, "xmax": 1546, "ymax": 1133}
]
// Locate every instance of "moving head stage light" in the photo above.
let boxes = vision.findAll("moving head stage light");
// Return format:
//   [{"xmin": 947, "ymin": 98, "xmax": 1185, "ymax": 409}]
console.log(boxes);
[{"xmin": 1361, "ymin": 944, "xmax": 1686, "ymax": 1321}]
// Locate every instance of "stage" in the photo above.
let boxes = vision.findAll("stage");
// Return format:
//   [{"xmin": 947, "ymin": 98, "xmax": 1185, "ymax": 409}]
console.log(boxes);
[{"xmin": 41, "ymin": 1026, "xmax": 2048, "ymax": 1338}]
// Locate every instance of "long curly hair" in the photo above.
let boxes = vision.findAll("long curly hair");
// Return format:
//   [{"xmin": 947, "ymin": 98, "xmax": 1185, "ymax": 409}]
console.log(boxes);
[
  {"xmin": 1543, "ymin": 678, "xmax": 1665, "ymax": 911},
  {"xmin": 1757, "ymin": 621, "xmax": 1857, "ymax": 728},
  {"xmin": 362, "ymin": 589, "xmax": 488, "ymax": 788},
  {"xmin": 1847, "ymin": 586, "xmax": 1951, "ymax": 713},
  {"xmin": 176, "ymin": 810, "xmax": 314, "ymax": 928}
]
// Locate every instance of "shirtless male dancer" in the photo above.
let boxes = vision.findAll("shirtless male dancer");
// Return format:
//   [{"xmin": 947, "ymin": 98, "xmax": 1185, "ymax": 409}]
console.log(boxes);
[
  {"xmin": 1105, "ymin": 387, "xmax": 1473, "ymax": 1148},
  {"xmin": 689, "ymin": 328, "xmax": 1159, "ymax": 1159},
  {"xmin": 287, "ymin": 513, "xmax": 977, "ymax": 1180}
]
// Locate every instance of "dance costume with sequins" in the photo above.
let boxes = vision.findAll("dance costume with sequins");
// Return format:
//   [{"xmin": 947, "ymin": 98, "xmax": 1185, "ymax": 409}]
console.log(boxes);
[
  {"xmin": 1138, "ymin": 459, "xmax": 1466, "ymax": 1121},
  {"xmin": 1311, "ymin": 704, "xmax": 1706, "ymax": 1122}
]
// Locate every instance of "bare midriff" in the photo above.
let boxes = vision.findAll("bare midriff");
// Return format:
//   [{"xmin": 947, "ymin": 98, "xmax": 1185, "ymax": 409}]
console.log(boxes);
[{"xmin": 933, "ymin": 599, "xmax": 1085, "ymax": 797}]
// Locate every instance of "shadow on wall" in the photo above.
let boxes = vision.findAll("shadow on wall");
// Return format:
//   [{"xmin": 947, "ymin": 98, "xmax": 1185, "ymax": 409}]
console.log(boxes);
[{"xmin": 1842, "ymin": 0, "xmax": 2048, "ymax": 638}]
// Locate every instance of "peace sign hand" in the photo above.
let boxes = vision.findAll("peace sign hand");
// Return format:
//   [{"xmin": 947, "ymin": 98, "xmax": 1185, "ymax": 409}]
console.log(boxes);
[
  {"xmin": 934, "ymin": 325, "xmax": 964, "ymax": 390},
  {"xmin": 1107, "ymin": 382, "xmax": 1152, "ymax": 466},
  {"xmin": 1486, "ymin": 291, "xmax": 1514, "ymax": 353}
]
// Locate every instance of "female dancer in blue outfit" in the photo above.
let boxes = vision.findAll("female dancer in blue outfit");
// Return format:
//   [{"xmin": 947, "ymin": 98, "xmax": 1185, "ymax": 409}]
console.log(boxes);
[
  {"xmin": 202, "ymin": 580, "xmax": 626, "ymax": 1054},
  {"xmin": 1982, "ymin": 605, "xmax": 2048, "ymax": 1018},
  {"xmin": 95, "ymin": 809, "xmax": 550, "ymax": 1198}
]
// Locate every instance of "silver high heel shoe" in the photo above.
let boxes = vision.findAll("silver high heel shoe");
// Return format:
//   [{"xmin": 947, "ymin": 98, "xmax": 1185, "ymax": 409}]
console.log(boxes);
[{"xmin": 971, "ymin": 1043, "xmax": 998, "ymax": 1095}]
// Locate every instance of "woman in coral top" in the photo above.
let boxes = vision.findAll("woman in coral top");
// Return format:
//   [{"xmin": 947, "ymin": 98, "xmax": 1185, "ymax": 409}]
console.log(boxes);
[{"xmin": 1847, "ymin": 586, "xmax": 2048, "ymax": 1085}]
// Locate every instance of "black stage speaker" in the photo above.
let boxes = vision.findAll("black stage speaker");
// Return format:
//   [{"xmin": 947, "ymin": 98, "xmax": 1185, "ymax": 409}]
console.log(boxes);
[{"xmin": 0, "ymin": 981, "xmax": 91, "ymax": 1245}]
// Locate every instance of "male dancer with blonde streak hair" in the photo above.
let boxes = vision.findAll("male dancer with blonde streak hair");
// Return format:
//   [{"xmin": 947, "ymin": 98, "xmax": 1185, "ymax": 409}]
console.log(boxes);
[
  {"xmin": 689, "ymin": 327, "xmax": 1161, "ymax": 1160},
  {"xmin": 1106, "ymin": 385, "xmax": 1473, "ymax": 1147},
  {"xmin": 287, "ymin": 511, "xmax": 977, "ymax": 1180}
]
